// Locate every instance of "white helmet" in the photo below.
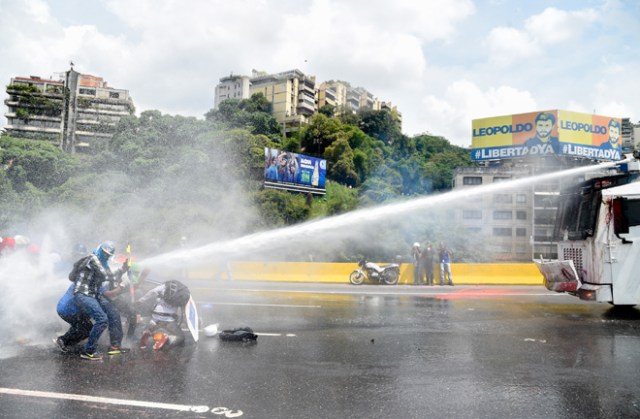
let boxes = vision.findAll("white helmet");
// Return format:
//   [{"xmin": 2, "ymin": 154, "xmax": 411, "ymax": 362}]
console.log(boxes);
[{"xmin": 413, "ymin": 242, "xmax": 420, "ymax": 248}]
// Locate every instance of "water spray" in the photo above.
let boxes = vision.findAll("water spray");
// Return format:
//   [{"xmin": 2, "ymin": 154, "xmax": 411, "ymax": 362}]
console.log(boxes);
[{"xmin": 139, "ymin": 157, "xmax": 633, "ymax": 270}]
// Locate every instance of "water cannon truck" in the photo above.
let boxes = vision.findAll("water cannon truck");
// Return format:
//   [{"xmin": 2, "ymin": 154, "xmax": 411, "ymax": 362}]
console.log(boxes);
[{"xmin": 535, "ymin": 151, "xmax": 640, "ymax": 306}]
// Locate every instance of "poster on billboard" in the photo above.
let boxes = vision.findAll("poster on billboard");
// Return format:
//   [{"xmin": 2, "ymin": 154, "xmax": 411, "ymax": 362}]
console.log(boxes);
[
  {"xmin": 471, "ymin": 110, "xmax": 623, "ymax": 162},
  {"xmin": 264, "ymin": 147, "xmax": 327, "ymax": 195}
]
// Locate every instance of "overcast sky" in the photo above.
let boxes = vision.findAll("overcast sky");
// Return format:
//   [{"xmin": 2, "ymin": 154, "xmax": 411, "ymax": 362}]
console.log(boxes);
[{"xmin": 1, "ymin": 0, "xmax": 638, "ymax": 147}]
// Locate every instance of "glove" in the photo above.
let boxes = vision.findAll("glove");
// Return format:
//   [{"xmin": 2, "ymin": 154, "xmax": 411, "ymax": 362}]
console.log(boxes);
[
  {"xmin": 121, "ymin": 259, "xmax": 130, "ymax": 273},
  {"xmin": 119, "ymin": 273, "xmax": 131, "ymax": 288}
]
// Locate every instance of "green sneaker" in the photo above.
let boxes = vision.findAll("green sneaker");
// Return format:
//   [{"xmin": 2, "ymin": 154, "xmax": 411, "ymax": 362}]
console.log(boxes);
[
  {"xmin": 107, "ymin": 346, "xmax": 130, "ymax": 355},
  {"xmin": 80, "ymin": 352, "xmax": 102, "ymax": 361}
]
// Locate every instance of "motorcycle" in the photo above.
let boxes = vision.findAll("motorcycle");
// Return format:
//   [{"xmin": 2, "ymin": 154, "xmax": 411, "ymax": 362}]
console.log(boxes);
[{"xmin": 349, "ymin": 258, "xmax": 400, "ymax": 285}]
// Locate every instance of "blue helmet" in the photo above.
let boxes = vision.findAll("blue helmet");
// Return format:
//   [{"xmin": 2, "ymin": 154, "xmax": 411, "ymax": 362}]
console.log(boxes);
[
  {"xmin": 93, "ymin": 240, "xmax": 115, "ymax": 268},
  {"xmin": 100, "ymin": 241, "xmax": 115, "ymax": 256}
]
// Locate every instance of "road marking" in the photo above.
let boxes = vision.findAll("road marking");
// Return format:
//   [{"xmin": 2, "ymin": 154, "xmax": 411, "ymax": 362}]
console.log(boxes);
[
  {"xmin": 255, "ymin": 333, "xmax": 297, "ymax": 337},
  {"xmin": 213, "ymin": 288, "xmax": 564, "ymax": 297},
  {"xmin": 204, "ymin": 302, "xmax": 322, "ymax": 308},
  {"xmin": 0, "ymin": 387, "xmax": 242, "ymax": 417}
]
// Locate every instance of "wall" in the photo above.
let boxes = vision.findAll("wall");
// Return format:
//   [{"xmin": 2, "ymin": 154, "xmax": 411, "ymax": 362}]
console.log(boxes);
[{"xmin": 188, "ymin": 261, "xmax": 543, "ymax": 285}]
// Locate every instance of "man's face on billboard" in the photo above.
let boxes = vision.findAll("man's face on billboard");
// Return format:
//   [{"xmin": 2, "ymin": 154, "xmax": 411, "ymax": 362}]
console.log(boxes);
[
  {"xmin": 609, "ymin": 125, "xmax": 620, "ymax": 145},
  {"xmin": 536, "ymin": 119, "xmax": 553, "ymax": 140}
]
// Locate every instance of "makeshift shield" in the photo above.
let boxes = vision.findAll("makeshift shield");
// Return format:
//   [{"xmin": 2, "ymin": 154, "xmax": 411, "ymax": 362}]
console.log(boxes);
[{"xmin": 185, "ymin": 295, "xmax": 199, "ymax": 342}]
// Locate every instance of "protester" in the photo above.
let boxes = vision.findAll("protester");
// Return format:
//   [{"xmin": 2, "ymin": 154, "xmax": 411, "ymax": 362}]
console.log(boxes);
[
  {"xmin": 421, "ymin": 242, "xmax": 436, "ymax": 286},
  {"xmin": 54, "ymin": 283, "xmax": 92, "ymax": 352},
  {"xmin": 439, "ymin": 243, "xmax": 454, "ymax": 286},
  {"xmin": 136, "ymin": 280, "xmax": 191, "ymax": 350},
  {"xmin": 411, "ymin": 242, "xmax": 422, "ymax": 285},
  {"xmin": 71, "ymin": 240, "xmax": 129, "ymax": 360}
]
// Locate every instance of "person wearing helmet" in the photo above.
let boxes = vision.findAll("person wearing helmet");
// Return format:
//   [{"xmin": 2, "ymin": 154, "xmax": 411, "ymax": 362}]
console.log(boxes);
[
  {"xmin": 135, "ymin": 280, "xmax": 190, "ymax": 350},
  {"xmin": 71, "ymin": 240, "xmax": 129, "ymax": 361},
  {"xmin": 411, "ymin": 242, "xmax": 422, "ymax": 285}
]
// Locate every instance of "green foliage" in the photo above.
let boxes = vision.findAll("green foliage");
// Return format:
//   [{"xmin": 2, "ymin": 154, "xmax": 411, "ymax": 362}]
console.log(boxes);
[
  {"xmin": 0, "ymin": 104, "xmax": 478, "ymax": 262},
  {"xmin": 205, "ymin": 93, "xmax": 281, "ymax": 137},
  {"xmin": 300, "ymin": 113, "xmax": 342, "ymax": 155},
  {"xmin": 253, "ymin": 188, "xmax": 310, "ymax": 228},
  {"xmin": 0, "ymin": 135, "xmax": 79, "ymax": 191},
  {"xmin": 318, "ymin": 104, "xmax": 335, "ymax": 117}
]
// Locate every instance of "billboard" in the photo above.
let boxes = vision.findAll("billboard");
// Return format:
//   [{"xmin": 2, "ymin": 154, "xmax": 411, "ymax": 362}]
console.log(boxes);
[
  {"xmin": 264, "ymin": 147, "xmax": 327, "ymax": 195},
  {"xmin": 471, "ymin": 110, "xmax": 623, "ymax": 161}
]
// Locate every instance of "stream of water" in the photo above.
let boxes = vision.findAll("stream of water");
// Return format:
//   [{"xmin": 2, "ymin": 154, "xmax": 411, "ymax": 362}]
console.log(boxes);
[{"xmin": 140, "ymin": 157, "xmax": 630, "ymax": 269}]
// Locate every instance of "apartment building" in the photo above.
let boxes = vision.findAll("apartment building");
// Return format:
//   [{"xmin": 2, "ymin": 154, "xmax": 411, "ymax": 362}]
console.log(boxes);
[
  {"xmin": 4, "ymin": 69, "xmax": 134, "ymax": 152},
  {"xmin": 249, "ymin": 69, "xmax": 317, "ymax": 127},
  {"xmin": 214, "ymin": 74, "xmax": 250, "ymax": 109},
  {"xmin": 214, "ymin": 71, "xmax": 402, "ymax": 131},
  {"xmin": 452, "ymin": 158, "xmax": 592, "ymax": 262}
]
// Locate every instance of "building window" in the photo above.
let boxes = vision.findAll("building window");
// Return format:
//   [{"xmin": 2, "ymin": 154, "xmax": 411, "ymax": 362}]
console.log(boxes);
[
  {"xmin": 463, "ymin": 210, "xmax": 482, "ymax": 219},
  {"xmin": 516, "ymin": 228, "xmax": 527, "ymax": 237},
  {"xmin": 463, "ymin": 176, "xmax": 482, "ymax": 185},
  {"xmin": 516, "ymin": 194, "xmax": 527, "ymax": 203},
  {"xmin": 493, "ymin": 228, "xmax": 512, "ymax": 237},
  {"xmin": 79, "ymin": 88, "xmax": 96, "ymax": 96},
  {"xmin": 109, "ymin": 92, "xmax": 120, "ymax": 99},
  {"xmin": 516, "ymin": 211, "xmax": 527, "ymax": 220},
  {"xmin": 493, "ymin": 176, "xmax": 511, "ymax": 183},
  {"xmin": 493, "ymin": 211, "xmax": 512, "ymax": 220},
  {"xmin": 494, "ymin": 194, "xmax": 512, "ymax": 204}
]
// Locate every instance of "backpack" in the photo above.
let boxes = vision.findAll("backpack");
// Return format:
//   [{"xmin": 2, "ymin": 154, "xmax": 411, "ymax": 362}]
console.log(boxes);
[
  {"xmin": 219, "ymin": 327, "xmax": 258, "ymax": 342},
  {"xmin": 163, "ymin": 280, "xmax": 191, "ymax": 308},
  {"xmin": 68, "ymin": 255, "xmax": 93, "ymax": 282}
]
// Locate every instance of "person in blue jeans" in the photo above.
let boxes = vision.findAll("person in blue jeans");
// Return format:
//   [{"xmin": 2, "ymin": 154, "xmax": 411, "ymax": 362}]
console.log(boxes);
[
  {"xmin": 71, "ymin": 241, "xmax": 128, "ymax": 361},
  {"xmin": 54, "ymin": 283, "xmax": 93, "ymax": 352}
]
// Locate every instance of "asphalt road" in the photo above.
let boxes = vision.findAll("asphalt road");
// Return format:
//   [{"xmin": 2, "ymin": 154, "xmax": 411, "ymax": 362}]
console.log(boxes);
[{"xmin": 1, "ymin": 281, "xmax": 640, "ymax": 419}]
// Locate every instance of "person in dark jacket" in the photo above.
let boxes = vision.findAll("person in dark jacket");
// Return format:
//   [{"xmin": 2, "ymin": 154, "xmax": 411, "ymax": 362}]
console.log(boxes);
[{"xmin": 421, "ymin": 242, "xmax": 436, "ymax": 286}]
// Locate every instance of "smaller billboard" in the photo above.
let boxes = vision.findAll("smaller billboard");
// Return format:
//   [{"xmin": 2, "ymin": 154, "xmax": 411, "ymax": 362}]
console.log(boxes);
[
  {"xmin": 264, "ymin": 148, "xmax": 327, "ymax": 195},
  {"xmin": 471, "ymin": 110, "xmax": 623, "ymax": 161}
]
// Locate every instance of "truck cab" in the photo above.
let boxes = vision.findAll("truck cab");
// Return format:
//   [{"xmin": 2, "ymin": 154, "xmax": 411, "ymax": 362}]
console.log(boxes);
[{"xmin": 535, "ymin": 156, "xmax": 640, "ymax": 306}]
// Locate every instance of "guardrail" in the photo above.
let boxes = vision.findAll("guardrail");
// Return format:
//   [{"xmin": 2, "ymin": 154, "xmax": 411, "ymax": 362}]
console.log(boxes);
[{"xmin": 188, "ymin": 262, "xmax": 543, "ymax": 285}]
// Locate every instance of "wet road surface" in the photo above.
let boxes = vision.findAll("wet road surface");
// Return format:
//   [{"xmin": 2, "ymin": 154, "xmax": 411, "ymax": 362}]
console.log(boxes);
[{"xmin": 1, "ymin": 281, "xmax": 640, "ymax": 418}]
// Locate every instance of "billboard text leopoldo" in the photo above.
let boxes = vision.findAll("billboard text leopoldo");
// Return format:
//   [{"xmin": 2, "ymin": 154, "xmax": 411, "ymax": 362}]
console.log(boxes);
[
  {"xmin": 264, "ymin": 147, "xmax": 327, "ymax": 195},
  {"xmin": 471, "ymin": 110, "xmax": 622, "ymax": 161}
]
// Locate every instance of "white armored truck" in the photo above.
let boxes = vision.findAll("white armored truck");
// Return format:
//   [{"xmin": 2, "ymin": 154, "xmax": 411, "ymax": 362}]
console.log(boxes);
[{"xmin": 535, "ymin": 152, "xmax": 640, "ymax": 306}]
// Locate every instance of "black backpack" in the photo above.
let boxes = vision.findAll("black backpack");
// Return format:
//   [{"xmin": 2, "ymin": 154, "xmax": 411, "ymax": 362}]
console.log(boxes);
[
  {"xmin": 219, "ymin": 327, "xmax": 258, "ymax": 342},
  {"xmin": 163, "ymin": 280, "xmax": 191, "ymax": 308},
  {"xmin": 68, "ymin": 255, "xmax": 93, "ymax": 282}
]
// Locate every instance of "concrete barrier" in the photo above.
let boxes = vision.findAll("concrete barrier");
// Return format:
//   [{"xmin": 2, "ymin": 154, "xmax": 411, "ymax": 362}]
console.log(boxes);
[{"xmin": 189, "ymin": 261, "xmax": 543, "ymax": 285}]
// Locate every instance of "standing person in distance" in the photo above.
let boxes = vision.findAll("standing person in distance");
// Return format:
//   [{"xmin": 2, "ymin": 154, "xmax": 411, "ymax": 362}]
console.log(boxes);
[
  {"xmin": 439, "ymin": 243, "xmax": 454, "ymax": 286},
  {"xmin": 422, "ymin": 242, "xmax": 436, "ymax": 286},
  {"xmin": 411, "ymin": 243, "xmax": 422, "ymax": 285}
]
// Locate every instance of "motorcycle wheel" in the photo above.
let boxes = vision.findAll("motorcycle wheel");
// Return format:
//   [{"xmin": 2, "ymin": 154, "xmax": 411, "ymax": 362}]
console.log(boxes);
[
  {"xmin": 383, "ymin": 270, "xmax": 399, "ymax": 285},
  {"xmin": 349, "ymin": 270, "xmax": 365, "ymax": 285}
]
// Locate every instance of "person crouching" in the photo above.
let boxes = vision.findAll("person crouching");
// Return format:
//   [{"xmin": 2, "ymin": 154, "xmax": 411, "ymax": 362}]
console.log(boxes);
[{"xmin": 136, "ymin": 280, "xmax": 190, "ymax": 350}]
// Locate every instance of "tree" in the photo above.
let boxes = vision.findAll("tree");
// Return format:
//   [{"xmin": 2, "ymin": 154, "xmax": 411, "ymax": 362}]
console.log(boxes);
[
  {"xmin": 358, "ymin": 109, "xmax": 402, "ymax": 146},
  {"xmin": 300, "ymin": 113, "xmax": 342, "ymax": 155}
]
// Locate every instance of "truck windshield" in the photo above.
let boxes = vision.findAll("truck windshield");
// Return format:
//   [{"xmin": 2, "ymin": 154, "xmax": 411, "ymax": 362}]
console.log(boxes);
[{"xmin": 555, "ymin": 186, "xmax": 600, "ymax": 241}]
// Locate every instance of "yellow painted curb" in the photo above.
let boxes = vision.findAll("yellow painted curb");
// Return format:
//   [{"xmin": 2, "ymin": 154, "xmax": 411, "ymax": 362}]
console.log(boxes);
[{"xmin": 188, "ymin": 262, "xmax": 543, "ymax": 285}]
